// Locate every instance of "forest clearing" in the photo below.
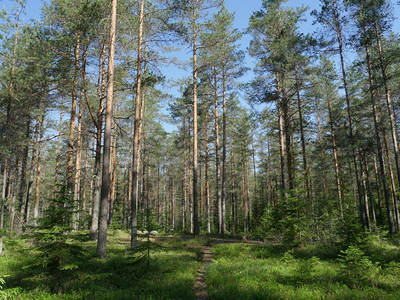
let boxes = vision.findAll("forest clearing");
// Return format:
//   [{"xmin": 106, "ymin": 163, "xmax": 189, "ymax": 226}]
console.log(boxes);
[{"xmin": 1, "ymin": 0, "xmax": 400, "ymax": 298}]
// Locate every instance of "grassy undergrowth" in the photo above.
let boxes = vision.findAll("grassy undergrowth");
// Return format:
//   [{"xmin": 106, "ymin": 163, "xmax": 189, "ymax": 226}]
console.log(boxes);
[
  {"xmin": 206, "ymin": 238, "xmax": 400, "ymax": 300},
  {"xmin": 0, "ymin": 232, "xmax": 206, "ymax": 299}
]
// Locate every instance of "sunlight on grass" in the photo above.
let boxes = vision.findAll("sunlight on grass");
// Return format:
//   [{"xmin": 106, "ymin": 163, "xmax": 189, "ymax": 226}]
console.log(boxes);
[
  {"xmin": 206, "ymin": 243, "xmax": 400, "ymax": 300},
  {"xmin": 0, "ymin": 232, "xmax": 201, "ymax": 300}
]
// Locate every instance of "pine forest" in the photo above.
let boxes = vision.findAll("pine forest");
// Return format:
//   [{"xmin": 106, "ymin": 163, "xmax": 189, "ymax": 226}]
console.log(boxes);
[{"xmin": 1, "ymin": 0, "xmax": 400, "ymax": 299}]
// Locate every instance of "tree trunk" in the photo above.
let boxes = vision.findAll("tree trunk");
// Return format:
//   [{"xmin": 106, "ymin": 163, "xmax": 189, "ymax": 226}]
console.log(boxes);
[
  {"xmin": 192, "ymin": 0, "xmax": 200, "ymax": 236},
  {"xmin": 81, "ymin": 137, "xmax": 90, "ymax": 229},
  {"xmin": 18, "ymin": 119, "xmax": 30, "ymax": 224},
  {"xmin": 364, "ymin": 40, "xmax": 395, "ymax": 233},
  {"xmin": 221, "ymin": 68, "xmax": 227, "ymax": 234},
  {"xmin": 375, "ymin": 23, "xmax": 400, "ymax": 210},
  {"xmin": 131, "ymin": 0, "xmax": 144, "ymax": 249},
  {"xmin": 333, "ymin": 0, "xmax": 366, "ymax": 227},
  {"xmin": 373, "ymin": 155, "xmax": 384, "ymax": 221},
  {"xmin": 295, "ymin": 70, "xmax": 309, "ymax": 198},
  {"xmin": 276, "ymin": 74, "xmax": 286, "ymax": 198},
  {"xmin": 54, "ymin": 100, "xmax": 64, "ymax": 194},
  {"xmin": 383, "ymin": 131, "xmax": 400, "ymax": 230},
  {"xmin": 89, "ymin": 37, "xmax": 106, "ymax": 240},
  {"xmin": 66, "ymin": 33, "xmax": 81, "ymax": 191},
  {"xmin": 213, "ymin": 72, "xmax": 222, "ymax": 234},
  {"xmin": 1, "ymin": 3, "xmax": 21, "ymax": 253},
  {"xmin": 25, "ymin": 115, "xmax": 40, "ymax": 225},
  {"xmin": 97, "ymin": 0, "xmax": 117, "ymax": 259},
  {"xmin": 33, "ymin": 114, "xmax": 45, "ymax": 226},
  {"xmin": 205, "ymin": 112, "xmax": 211, "ymax": 233},
  {"xmin": 327, "ymin": 97, "xmax": 343, "ymax": 219},
  {"xmin": 182, "ymin": 119, "xmax": 188, "ymax": 231},
  {"xmin": 73, "ymin": 92, "xmax": 83, "ymax": 230}
]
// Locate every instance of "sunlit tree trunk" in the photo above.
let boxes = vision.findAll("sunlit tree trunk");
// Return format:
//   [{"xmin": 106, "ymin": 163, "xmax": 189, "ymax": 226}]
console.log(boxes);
[
  {"xmin": 97, "ymin": 0, "xmax": 117, "ymax": 259},
  {"xmin": 33, "ymin": 114, "xmax": 45, "ymax": 226},
  {"xmin": 131, "ymin": 0, "xmax": 145, "ymax": 249}
]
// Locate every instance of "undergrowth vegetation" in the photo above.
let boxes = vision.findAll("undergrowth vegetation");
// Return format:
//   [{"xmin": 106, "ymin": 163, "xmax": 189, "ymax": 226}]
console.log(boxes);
[
  {"xmin": 0, "ymin": 232, "xmax": 204, "ymax": 299},
  {"xmin": 206, "ymin": 236, "xmax": 400, "ymax": 300}
]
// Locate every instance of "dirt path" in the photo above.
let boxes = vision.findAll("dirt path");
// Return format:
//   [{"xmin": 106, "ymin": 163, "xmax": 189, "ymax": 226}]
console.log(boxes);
[
  {"xmin": 193, "ymin": 245, "xmax": 213, "ymax": 300},
  {"xmin": 193, "ymin": 238, "xmax": 254, "ymax": 300}
]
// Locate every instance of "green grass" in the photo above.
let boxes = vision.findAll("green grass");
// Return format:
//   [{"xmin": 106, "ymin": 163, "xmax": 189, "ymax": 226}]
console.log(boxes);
[
  {"xmin": 206, "ymin": 241, "xmax": 400, "ymax": 300},
  {"xmin": 0, "ymin": 231, "xmax": 204, "ymax": 299}
]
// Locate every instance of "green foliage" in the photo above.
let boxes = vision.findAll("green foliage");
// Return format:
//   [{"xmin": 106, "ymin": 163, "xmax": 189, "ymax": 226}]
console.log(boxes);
[
  {"xmin": 0, "ymin": 274, "xmax": 22, "ymax": 300},
  {"xmin": 27, "ymin": 185, "xmax": 84, "ymax": 293},
  {"xmin": 0, "ymin": 234, "xmax": 201, "ymax": 299},
  {"xmin": 130, "ymin": 208, "xmax": 166, "ymax": 267},
  {"xmin": 294, "ymin": 256, "xmax": 320, "ymax": 283},
  {"xmin": 337, "ymin": 209, "xmax": 365, "ymax": 248},
  {"xmin": 338, "ymin": 245, "xmax": 380, "ymax": 287},
  {"xmin": 207, "ymin": 242, "xmax": 400, "ymax": 299},
  {"xmin": 0, "ymin": 275, "xmax": 7, "ymax": 291}
]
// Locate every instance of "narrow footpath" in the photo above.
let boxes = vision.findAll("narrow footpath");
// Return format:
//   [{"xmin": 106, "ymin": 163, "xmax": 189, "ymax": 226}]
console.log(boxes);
[
  {"xmin": 193, "ymin": 245, "xmax": 213, "ymax": 300},
  {"xmin": 193, "ymin": 238, "xmax": 254, "ymax": 300}
]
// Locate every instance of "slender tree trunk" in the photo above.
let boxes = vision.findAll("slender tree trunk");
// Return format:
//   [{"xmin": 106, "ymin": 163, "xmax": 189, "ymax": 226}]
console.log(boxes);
[
  {"xmin": 9, "ymin": 159, "xmax": 19, "ymax": 232},
  {"xmin": 90, "ymin": 37, "xmax": 106, "ymax": 239},
  {"xmin": 360, "ymin": 159, "xmax": 371, "ymax": 232},
  {"xmin": 373, "ymin": 155, "xmax": 383, "ymax": 221},
  {"xmin": 221, "ymin": 68, "xmax": 227, "ymax": 234},
  {"xmin": 364, "ymin": 40, "xmax": 395, "ymax": 233},
  {"xmin": 18, "ymin": 119, "xmax": 30, "ymax": 222},
  {"xmin": 141, "ymin": 132, "xmax": 147, "ymax": 229},
  {"xmin": 327, "ymin": 98, "xmax": 343, "ymax": 219},
  {"xmin": 316, "ymin": 111, "xmax": 328, "ymax": 196},
  {"xmin": 192, "ymin": 0, "xmax": 200, "ymax": 236},
  {"xmin": 375, "ymin": 23, "xmax": 400, "ymax": 209},
  {"xmin": 205, "ymin": 112, "xmax": 211, "ymax": 233},
  {"xmin": 383, "ymin": 131, "xmax": 400, "ymax": 230},
  {"xmin": 182, "ymin": 120, "xmax": 188, "ymax": 231},
  {"xmin": 25, "ymin": 115, "xmax": 40, "ymax": 225},
  {"xmin": 171, "ymin": 177, "xmax": 175, "ymax": 229},
  {"xmin": 213, "ymin": 72, "xmax": 222, "ymax": 234},
  {"xmin": 33, "ymin": 114, "xmax": 45, "ymax": 226},
  {"xmin": 363, "ymin": 153, "xmax": 377, "ymax": 227},
  {"xmin": 66, "ymin": 33, "xmax": 81, "ymax": 191},
  {"xmin": 1, "ymin": 3, "xmax": 21, "ymax": 253},
  {"xmin": 97, "ymin": 0, "xmax": 117, "ymax": 259},
  {"xmin": 131, "ymin": 0, "xmax": 144, "ymax": 249},
  {"xmin": 73, "ymin": 92, "xmax": 83, "ymax": 230},
  {"xmin": 276, "ymin": 75, "xmax": 286, "ymax": 198},
  {"xmin": 109, "ymin": 107, "xmax": 118, "ymax": 226},
  {"xmin": 54, "ymin": 100, "xmax": 64, "ymax": 194},
  {"xmin": 81, "ymin": 137, "xmax": 90, "ymax": 229},
  {"xmin": 295, "ymin": 70, "xmax": 309, "ymax": 198},
  {"xmin": 231, "ymin": 143, "xmax": 236, "ymax": 233},
  {"xmin": 333, "ymin": 0, "xmax": 365, "ymax": 227},
  {"xmin": 282, "ymin": 91, "xmax": 293, "ymax": 191}
]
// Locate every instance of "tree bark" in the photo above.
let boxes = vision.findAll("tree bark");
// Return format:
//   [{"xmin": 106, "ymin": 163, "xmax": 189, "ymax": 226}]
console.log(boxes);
[
  {"xmin": 364, "ymin": 40, "xmax": 395, "ymax": 233},
  {"xmin": 97, "ymin": 0, "xmax": 117, "ymax": 259},
  {"xmin": 213, "ymin": 71, "xmax": 222, "ymax": 234},
  {"xmin": 332, "ymin": 0, "xmax": 366, "ymax": 227},
  {"xmin": 66, "ymin": 33, "xmax": 81, "ymax": 191},
  {"xmin": 327, "ymin": 97, "xmax": 343, "ymax": 219},
  {"xmin": 131, "ymin": 0, "xmax": 145, "ymax": 249},
  {"xmin": 192, "ymin": 0, "xmax": 200, "ymax": 236},
  {"xmin": 90, "ymin": 36, "xmax": 106, "ymax": 240},
  {"xmin": 221, "ymin": 68, "xmax": 227, "ymax": 234},
  {"xmin": 33, "ymin": 114, "xmax": 45, "ymax": 226}
]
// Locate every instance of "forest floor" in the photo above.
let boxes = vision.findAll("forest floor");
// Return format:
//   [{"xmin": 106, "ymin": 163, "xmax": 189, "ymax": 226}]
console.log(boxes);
[
  {"xmin": 1, "ymin": 232, "xmax": 400, "ymax": 299},
  {"xmin": 193, "ymin": 238, "xmax": 265, "ymax": 300}
]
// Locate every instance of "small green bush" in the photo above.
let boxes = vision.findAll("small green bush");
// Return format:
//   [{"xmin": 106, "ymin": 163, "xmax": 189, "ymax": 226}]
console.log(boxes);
[
  {"xmin": 338, "ymin": 245, "xmax": 380, "ymax": 287},
  {"xmin": 294, "ymin": 256, "xmax": 320, "ymax": 283}
]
